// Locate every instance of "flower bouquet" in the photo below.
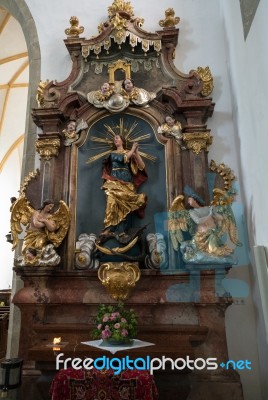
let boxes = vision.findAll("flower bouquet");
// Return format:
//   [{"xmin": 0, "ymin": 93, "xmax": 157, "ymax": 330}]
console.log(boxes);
[{"xmin": 91, "ymin": 302, "xmax": 138, "ymax": 346}]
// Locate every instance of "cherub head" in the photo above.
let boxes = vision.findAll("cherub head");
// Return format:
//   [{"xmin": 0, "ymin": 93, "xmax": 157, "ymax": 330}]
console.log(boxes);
[
  {"xmin": 67, "ymin": 120, "xmax": 76, "ymax": 134},
  {"xmin": 165, "ymin": 115, "xmax": 176, "ymax": 127},
  {"xmin": 25, "ymin": 247, "xmax": 37, "ymax": 261},
  {"xmin": 122, "ymin": 78, "xmax": 135, "ymax": 93},
  {"xmin": 100, "ymin": 82, "xmax": 111, "ymax": 94}
]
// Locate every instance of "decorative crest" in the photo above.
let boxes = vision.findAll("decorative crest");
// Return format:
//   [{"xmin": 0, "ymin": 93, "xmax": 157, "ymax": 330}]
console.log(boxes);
[
  {"xmin": 108, "ymin": 0, "xmax": 134, "ymax": 18},
  {"xmin": 159, "ymin": 8, "xmax": 180, "ymax": 29},
  {"xmin": 65, "ymin": 16, "xmax": 84, "ymax": 37}
]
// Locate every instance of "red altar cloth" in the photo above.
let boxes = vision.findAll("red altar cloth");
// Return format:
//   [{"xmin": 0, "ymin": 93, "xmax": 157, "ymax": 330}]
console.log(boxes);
[{"xmin": 50, "ymin": 367, "xmax": 159, "ymax": 400}]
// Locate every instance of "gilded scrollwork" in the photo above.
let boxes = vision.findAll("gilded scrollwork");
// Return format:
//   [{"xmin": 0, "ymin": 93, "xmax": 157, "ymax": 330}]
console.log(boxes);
[
  {"xmin": 183, "ymin": 131, "xmax": 212, "ymax": 154},
  {"xmin": 35, "ymin": 138, "xmax": 61, "ymax": 160},
  {"xmin": 108, "ymin": 0, "xmax": 134, "ymax": 18},
  {"xmin": 193, "ymin": 66, "xmax": 214, "ymax": 97},
  {"xmin": 210, "ymin": 160, "xmax": 236, "ymax": 191},
  {"xmin": 98, "ymin": 262, "xmax": 141, "ymax": 300}
]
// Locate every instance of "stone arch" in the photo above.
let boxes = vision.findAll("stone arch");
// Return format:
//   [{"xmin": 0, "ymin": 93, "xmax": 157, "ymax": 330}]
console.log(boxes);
[{"xmin": 0, "ymin": 0, "xmax": 41, "ymax": 179}]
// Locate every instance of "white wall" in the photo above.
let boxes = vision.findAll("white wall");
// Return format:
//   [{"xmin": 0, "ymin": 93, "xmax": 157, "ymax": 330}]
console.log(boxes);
[
  {"xmin": 19, "ymin": 0, "xmax": 266, "ymax": 398},
  {"xmin": 221, "ymin": 1, "xmax": 268, "ymax": 399}
]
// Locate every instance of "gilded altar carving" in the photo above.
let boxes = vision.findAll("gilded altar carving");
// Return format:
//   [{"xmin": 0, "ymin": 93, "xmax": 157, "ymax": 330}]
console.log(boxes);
[
  {"xmin": 81, "ymin": 0, "xmax": 161, "ymax": 59},
  {"xmin": 35, "ymin": 138, "xmax": 61, "ymax": 160},
  {"xmin": 183, "ymin": 131, "xmax": 212, "ymax": 154},
  {"xmin": 98, "ymin": 262, "xmax": 141, "ymax": 300},
  {"xmin": 168, "ymin": 186, "xmax": 241, "ymax": 264},
  {"xmin": 193, "ymin": 66, "xmax": 214, "ymax": 97},
  {"xmin": 65, "ymin": 16, "xmax": 84, "ymax": 37},
  {"xmin": 10, "ymin": 171, "xmax": 70, "ymax": 266},
  {"xmin": 36, "ymin": 80, "xmax": 49, "ymax": 108},
  {"xmin": 159, "ymin": 8, "xmax": 180, "ymax": 29},
  {"xmin": 210, "ymin": 160, "xmax": 236, "ymax": 191},
  {"xmin": 108, "ymin": 0, "xmax": 134, "ymax": 18}
]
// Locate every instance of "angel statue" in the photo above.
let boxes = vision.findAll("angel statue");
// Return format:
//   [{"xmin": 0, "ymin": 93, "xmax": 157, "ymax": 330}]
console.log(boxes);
[
  {"xmin": 62, "ymin": 118, "xmax": 88, "ymax": 146},
  {"xmin": 157, "ymin": 115, "xmax": 186, "ymax": 149},
  {"xmin": 11, "ymin": 196, "xmax": 70, "ymax": 266},
  {"xmin": 168, "ymin": 186, "xmax": 241, "ymax": 264}
]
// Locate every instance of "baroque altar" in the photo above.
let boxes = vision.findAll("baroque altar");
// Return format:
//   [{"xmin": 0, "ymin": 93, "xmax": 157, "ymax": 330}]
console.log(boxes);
[{"xmin": 10, "ymin": 1, "xmax": 244, "ymax": 399}]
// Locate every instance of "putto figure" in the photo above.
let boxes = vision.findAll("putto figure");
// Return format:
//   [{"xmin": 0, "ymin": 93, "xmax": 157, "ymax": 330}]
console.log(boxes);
[
  {"xmin": 87, "ymin": 82, "xmax": 115, "ymax": 110},
  {"xmin": 158, "ymin": 115, "xmax": 185, "ymax": 149},
  {"xmin": 11, "ymin": 195, "xmax": 70, "ymax": 266},
  {"xmin": 62, "ymin": 119, "xmax": 88, "ymax": 146},
  {"xmin": 120, "ymin": 78, "xmax": 156, "ymax": 108}
]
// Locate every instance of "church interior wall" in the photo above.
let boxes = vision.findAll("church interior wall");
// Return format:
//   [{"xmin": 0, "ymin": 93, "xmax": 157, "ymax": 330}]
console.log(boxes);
[
  {"xmin": 220, "ymin": 0, "xmax": 268, "ymax": 398},
  {"xmin": 0, "ymin": 0, "xmax": 267, "ymax": 399}
]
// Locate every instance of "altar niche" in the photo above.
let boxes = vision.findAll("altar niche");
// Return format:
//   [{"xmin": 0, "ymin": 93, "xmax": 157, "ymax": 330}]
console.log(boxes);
[{"xmin": 76, "ymin": 113, "xmax": 165, "ymax": 245}]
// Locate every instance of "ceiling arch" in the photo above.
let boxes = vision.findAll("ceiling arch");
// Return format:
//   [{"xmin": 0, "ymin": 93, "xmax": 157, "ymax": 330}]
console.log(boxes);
[{"xmin": 0, "ymin": 7, "xmax": 28, "ymax": 169}]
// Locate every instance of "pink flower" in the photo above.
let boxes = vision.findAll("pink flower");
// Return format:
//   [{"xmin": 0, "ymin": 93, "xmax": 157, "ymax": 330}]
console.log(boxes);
[
  {"xmin": 112, "ymin": 312, "xmax": 120, "ymax": 317},
  {"xmin": 103, "ymin": 316, "xmax": 109, "ymax": 322},
  {"xmin": 101, "ymin": 329, "xmax": 111, "ymax": 338},
  {"xmin": 121, "ymin": 329, "xmax": 128, "ymax": 337},
  {"xmin": 114, "ymin": 323, "xmax": 120, "ymax": 329},
  {"xmin": 110, "ymin": 315, "xmax": 117, "ymax": 321},
  {"xmin": 97, "ymin": 324, "xmax": 102, "ymax": 330},
  {"xmin": 121, "ymin": 318, "xmax": 127, "ymax": 323}
]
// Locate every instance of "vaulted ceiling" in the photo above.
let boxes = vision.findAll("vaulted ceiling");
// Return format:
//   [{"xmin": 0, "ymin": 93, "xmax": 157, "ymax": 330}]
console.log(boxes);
[
  {"xmin": 0, "ymin": 7, "xmax": 29, "ymax": 289},
  {"xmin": 0, "ymin": 7, "xmax": 29, "ymax": 173}
]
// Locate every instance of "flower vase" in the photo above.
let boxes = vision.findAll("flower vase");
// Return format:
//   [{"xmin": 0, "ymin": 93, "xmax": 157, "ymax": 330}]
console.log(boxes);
[{"xmin": 101, "ymin": 338, "xmax": 134, "ymax": 347}]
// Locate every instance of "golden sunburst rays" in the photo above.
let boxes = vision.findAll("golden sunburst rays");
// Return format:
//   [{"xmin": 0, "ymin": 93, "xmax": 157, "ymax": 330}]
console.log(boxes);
[{"xmin": 86, "ymin": 118, "xmax": 157, "ymax": 164}]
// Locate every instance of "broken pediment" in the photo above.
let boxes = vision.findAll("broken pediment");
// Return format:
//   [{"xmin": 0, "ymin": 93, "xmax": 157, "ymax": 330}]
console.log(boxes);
[{"xmin": 34, "ymin": 0, "xmax": 213, "ymax": 117}]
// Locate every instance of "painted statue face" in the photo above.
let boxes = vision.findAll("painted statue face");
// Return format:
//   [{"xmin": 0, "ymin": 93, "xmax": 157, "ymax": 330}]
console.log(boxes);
[
  {"xmin": 67, "ymin": 121, "xmax": 76, "ymax": 132},
  {"xmin": 188, "ymin": 197, "xmax": 199, "ymax": 208},
  {"xmin": 44, "ymin": 203, "xmax": 54, "ymax": 212},
  {"xmin": 165, "ymin": 116, "xmax": 175, "ymax": 126},
  {"xmin": 101, "ymin": 82, "xmax": 110, "ymax": 93},
  {"xmin": 124, "ymin": 79, "xmax": 133, "ymax": 92},
  {"xmin": 114, "ymin": 135, "xmax": 123, "ymax": 147},
  {"xmin": 25, "ymin": 249, "xmax": 36, "ymax": 260}
]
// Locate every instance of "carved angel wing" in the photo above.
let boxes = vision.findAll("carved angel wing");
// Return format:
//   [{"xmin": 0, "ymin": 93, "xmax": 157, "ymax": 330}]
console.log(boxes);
[
  {"xmin": 212, "ymin": 204, "xmax": 241, "ymax": 246},
  {"xmin": 76, "ymin": 118, "xmax": 88, "ymax": 133},
  {"xmin": 46, "ymin": 200, "xmax": 71, "ymax": 247},
  {"xmin": 168, "ymin": 195, "xmax": 196, "ymax": 251},
  {"xmin": 10, "ymin": 195, "xmax": 35, "ymax": 250},
  {"xmin": 211, "ymin": 188, "xmax": 241, "ymax": 247}
]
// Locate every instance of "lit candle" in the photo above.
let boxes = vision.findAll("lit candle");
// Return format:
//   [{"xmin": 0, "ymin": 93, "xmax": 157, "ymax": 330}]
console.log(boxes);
[{"xmin": 53, "ymin": 337, "xmax": 62, "ymax": 351}]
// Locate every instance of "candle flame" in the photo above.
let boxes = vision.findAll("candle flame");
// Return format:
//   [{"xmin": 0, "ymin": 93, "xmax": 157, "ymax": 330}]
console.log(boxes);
[{"xmin": 53, "ymin": 337, "xmax": 62, "ymax": 345}]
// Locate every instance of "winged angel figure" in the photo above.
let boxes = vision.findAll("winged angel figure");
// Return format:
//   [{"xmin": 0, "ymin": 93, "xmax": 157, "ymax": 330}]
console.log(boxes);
[
  {"xmin": 11, "ymin": 194, "xmax": 70, "ymax": 266},
  {"xmin": 168, "ymin": 188, "xmax": 241, "ymax": 264}
]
